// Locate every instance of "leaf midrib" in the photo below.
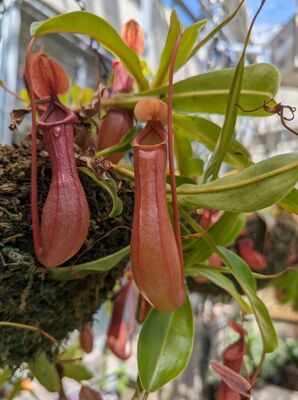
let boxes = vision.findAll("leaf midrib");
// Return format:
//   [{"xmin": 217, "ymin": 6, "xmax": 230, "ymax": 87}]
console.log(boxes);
[
  {"xmin": 146, "ymin": 313, "xmax": 174, "ymax": 391},
  {"xmin": 102, "ymin": 89, "xmax": 275, "ymax": 109},
  {"xmin": 177, "ymin": 160, "xmax": 298, "ymax": 195}
]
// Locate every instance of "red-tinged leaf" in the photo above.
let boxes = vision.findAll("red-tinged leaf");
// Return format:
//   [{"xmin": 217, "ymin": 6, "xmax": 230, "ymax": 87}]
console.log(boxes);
[
  {"xmin": 131, "ymin": 122, "xmax": 184, "ymax": 312},
  {"xmin": 79, "ymin": 323, "xmax": 94, "ymax": 354},
  {"xmin": 79, "ymin": 386, "xmax": 103, "ymax": 400},
  {"xmin": 107, "ymin": 278, "xmax": 134, "ymax": 360},
  {"xmin": 33, "ymin": 101, "xmax": 89, "ymax": 268},
  {"xmin": 238, "ymin": 238, "xmax": 267, "ymax": 271},
  {"xmin": 211, "ymin": 362, "xmax": 251, "ymax": 398},
  {"xmin": 121, "ymin": 19, "xmax": 144, "ymax": 55},
  {"xmin": 98, "ymin": 109, "xmax": 133, "ymax": 164},
  {"xmin": 30, "ymin": 52, "xmax": 69, "ymax": 97},
  {"xmin": 112, "ymin": 60, "xmax": 133, "ymax": 93}
]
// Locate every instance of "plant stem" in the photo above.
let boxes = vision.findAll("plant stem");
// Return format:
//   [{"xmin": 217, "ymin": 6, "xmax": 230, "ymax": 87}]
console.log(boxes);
[
  {"xmin": 250, "ymin": 349, "xmax": 266, "ymax": 385},
  {"xmin": 112, "ymin": 164, "xmax": 135, "ymax": 180},
  {"xmin": 130, "ymin": 387, "xmax": 148, "ymax": 400},
  {"xmin": 25, "ymin": 37, "xmax": 42, "ymax": 258},
  {"xmin": 185, "ymin": 265, "xmax": 296, "ymax": 280},
  {"xmin": 0, "ymin": 321, "xmax": 60, "ymax": 348},
  {"xmin": 0, "ymin": 81, "xmax": 24, "ymax": 101},
  {"xmin": 167, "ymin": 33, "xmax": 184, "ymax": 266},
  {"xmin": 56, "ymin": 356, "xmax": 83, "ymax": 364}
]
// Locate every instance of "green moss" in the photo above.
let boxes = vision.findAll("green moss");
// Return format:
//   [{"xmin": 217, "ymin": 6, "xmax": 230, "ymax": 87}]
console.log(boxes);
[{"xmin": 0, "ymin": 144, "xmax": 133, "ymax": 367}]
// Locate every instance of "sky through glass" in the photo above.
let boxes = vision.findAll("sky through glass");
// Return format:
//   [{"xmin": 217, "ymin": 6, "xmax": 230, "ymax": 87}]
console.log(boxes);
[{"xmin": 161, "ymin": 0, "xmax": 297, "ymax": 28}]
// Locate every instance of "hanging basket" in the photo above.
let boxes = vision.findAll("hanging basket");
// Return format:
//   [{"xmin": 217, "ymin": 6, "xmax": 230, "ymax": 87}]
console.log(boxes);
[{"xmin": 0, "ymin": 142, "xmax": 133, "ymax": 367}]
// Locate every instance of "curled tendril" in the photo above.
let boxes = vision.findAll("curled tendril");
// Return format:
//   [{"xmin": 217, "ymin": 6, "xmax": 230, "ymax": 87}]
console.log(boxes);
[{"xmin": 236, "ymin": 98, "xmax": 298, "ymax": 136}]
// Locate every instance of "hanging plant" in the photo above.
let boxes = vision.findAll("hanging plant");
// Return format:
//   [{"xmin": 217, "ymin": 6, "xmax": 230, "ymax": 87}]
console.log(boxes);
[{"xmin": 0, "ymin": 0, "xmax": 297, "ymax": 398}]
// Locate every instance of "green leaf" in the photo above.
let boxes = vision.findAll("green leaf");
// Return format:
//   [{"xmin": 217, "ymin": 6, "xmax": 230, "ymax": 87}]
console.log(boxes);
[
  {"xmin": 177, "ymin": 153, "xmax": 298, "ymax": 212},
  {"xmin": 174, "ymin": 19, "xmax": 207, "ymax": 72},
  {"xmin": 79, "ymin": 167, "xmax": 123, "ymax": 217},
  {"xmin": 138, "ymin": 295, "xmax": 194, "ymax": 392},
  {"xmin": 173, "ymin": 114, "xmax": 251, "ymax": 168},
  {"xmin": 220, "ymin": 248, "xmax": 278, "ymax": 353},
  {"xmin": 147, "ymin": 64, "xmax": 279, "ymax": 115},
  {"xmin": 30, "ymin": 11, "xmax": 148, "ymax": 91},
  {"xmin": 63, "ymin": 363, "xmax": 93, "ymax": 382},
  {"xmin": 58, "ymin": 344, "xmax": 82, "ymax": 362},
  {"xmin": 184, "ymin": 212, "xmax": 245, "ymax": 266},
  {"xmin": 29, "ymin": 352, "xmax": 61, "ymax": 392},
  {"xmin": 278, "ymin": 188, "xmax": 298, "ymax": 214},
  {"xmin": 151, "ymin": 13, "xmax": 206, "ymax": 89},
  {"xmin": 174, "ymin": 130, "xmax": 203, "ymax": 177},
  {"xmin": 187, "ymin": 0, "xmax": 245, "ymax": 61},
  {"xmin": 49, "ymin": 246, "xmax": 130, "ymax": 280},
  {"xmin": 221, "ymin": 248, "xmax": 257, "ymax": 292},
  {"xmin": 185, "ymin": 265, "xmax": 251, "ymax": 314},
  {"xmin": 203, "ymin": 1, "xmax": 258, "ymax": 181},
  {"xmin": 180, "ymin": 209, "xmax": 277, "ymax": 352},
  {"xmin": 174, "ymin": 128, "xmax": 192, "ymax": 175},
  {"xmin": 169, "ymin": 175, "xmax": 196, "ymax": 188},
  {"xmin": 151, "ymin": 10, "xmax": 181, "ymax": 89},
  {"xmin": 95, "ymin": 126, "xmax": 139, "ymax": 159},
  {"xmin": 186, "ymin": 157, "xmax": 204, "ymax": 177},
  {"xmin": 105, "ymin": 64, "xmax": 279, "ymax": 116}
]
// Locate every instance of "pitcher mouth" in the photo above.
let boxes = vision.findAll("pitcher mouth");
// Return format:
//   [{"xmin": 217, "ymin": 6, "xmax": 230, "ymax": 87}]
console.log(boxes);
[
  {"xmin": 38, "ymin": 98, "xmax": 77, "ymax": 128},
  {"xmin": 132, "ymin": 121, "xmax": 167, "ymax": 149}
]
